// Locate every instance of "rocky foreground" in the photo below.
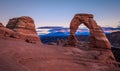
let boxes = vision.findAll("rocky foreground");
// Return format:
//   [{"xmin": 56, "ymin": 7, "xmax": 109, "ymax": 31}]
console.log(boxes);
[{"xmin": 0, "ymin": 15, "xmax": 120, "ymax": 71}]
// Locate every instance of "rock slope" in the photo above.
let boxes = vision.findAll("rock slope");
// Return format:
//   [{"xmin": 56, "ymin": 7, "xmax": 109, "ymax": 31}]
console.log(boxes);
[
  {"xmin": 0, "ymin": 37, "xmax": 120, "ymax": 71},
  {"xmin": 0, "ymin": 15, "xmax": 120, "ymax": 71}
]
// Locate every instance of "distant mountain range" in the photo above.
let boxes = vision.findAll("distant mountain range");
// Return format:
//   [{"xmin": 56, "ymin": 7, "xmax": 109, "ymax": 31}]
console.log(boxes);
[
  {"xmin": 37, "ymin": 26, "xmax": 120, "ymax": 47},
  {"xmin": 37, "ymin": 26, "xmax": 120, "ymax": 36}
]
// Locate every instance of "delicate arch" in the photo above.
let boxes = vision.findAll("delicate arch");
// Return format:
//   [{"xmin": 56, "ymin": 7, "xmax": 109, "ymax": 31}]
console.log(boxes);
[{"xmin": 68, "ymin": 14, "xmax": 111, "ymax": 49}]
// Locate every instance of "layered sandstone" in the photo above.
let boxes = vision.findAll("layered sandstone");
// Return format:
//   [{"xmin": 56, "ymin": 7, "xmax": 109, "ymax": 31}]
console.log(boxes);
[
  {"xmin": 0, "ymin": 16, "xmax": 41, "ymax": 44},
  {"xmin": 6, "ymin": 16, "xmax": 41, "ymax": 43},
  {"xmin": 68, "ymin": 14, "xmax": 111, "ymax": 49}
]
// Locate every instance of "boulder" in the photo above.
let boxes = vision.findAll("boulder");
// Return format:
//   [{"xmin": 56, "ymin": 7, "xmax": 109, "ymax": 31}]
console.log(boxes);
[
  {"xmin": 6, "ymin": 16, "xmax": 41, "ymax": 43},
  {"xmin": 68, "ymin": 14, "xmax": 111, "ymax": 49}
]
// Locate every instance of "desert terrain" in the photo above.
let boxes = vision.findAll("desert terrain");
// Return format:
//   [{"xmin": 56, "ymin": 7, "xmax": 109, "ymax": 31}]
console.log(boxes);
[{"xmin": 0, "ymin": 15, "xmax": 120, "ymax": 71}]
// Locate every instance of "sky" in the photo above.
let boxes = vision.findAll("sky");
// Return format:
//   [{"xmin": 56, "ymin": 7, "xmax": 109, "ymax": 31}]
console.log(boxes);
[{"xmin": 0, "ymin": 0, "xmax": 120, "ymax": 28}]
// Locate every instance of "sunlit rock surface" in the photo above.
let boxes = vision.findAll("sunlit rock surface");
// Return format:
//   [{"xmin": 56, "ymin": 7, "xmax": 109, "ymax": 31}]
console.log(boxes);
[
  {"xmin": 69, "ymin": 14, "xmax": 111, "ymax": 49},
  {"xmin": 6, "ymin": 16, "xmax": 41, "ymax": 43}
]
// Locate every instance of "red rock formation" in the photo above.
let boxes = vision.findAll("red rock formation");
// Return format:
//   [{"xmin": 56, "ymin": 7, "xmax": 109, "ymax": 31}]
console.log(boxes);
[
  {"xmin": 0, "ymin": 22, "xmax": 15, "ymax": 38},
  {"xmin": 68, "ymin": 35, "xmax": 78, "ymax": 46},
  {"xmin": 0, "ymin": 22, "xmax": 4, "ymax": 27},
  {"xmin": 0, "ymin": 16, "xmax": 120, "ymax": 71},
  {"xmin": 6, "ymin": 16, "xmax": 36, "ymax": 33},
  {"xmin": 6, "ymin": 16, "xmax": 41, "ymax": 43},
  {"xmin": 69, "ymin": 14, "xmax": 111, "ymax": 49}
]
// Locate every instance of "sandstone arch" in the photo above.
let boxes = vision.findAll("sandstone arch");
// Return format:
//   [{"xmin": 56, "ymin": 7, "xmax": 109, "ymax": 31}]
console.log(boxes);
[{"xmin": 68, "ymin": 14, "xmax": 111, "ymax": 49}]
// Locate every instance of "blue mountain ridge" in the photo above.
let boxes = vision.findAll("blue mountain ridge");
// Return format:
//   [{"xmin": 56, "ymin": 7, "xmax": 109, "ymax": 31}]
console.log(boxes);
[
  {"xmin": 37, "ymin": 26, "xmax": 120, "ymax": 37},
  {"xmin": 37, "ymin": 26, "xmax": 119, "ymax": 44}
]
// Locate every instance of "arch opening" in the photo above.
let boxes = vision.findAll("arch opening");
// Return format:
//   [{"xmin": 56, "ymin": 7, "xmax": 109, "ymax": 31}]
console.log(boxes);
[{"xmin": 75, "ymin": 24, "xmax": 90, "ymax": 42}]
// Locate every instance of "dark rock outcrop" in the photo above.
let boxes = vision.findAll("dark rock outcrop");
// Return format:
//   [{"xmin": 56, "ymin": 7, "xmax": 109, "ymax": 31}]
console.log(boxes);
[
  {"xmin": 6, "ymin": 16, "xmax": 41, "ymax": 43},
  {"xmin": 108, "ymin": 31, "xmax": 120, "ymax": 47},
  {"xmin": 112, "ymin": 47, "xmax": 120, "ymax": 63},
  {"xmin": 107, "ymin": 31, "xmax": 120, "ymax": 63},
  {"xmin": 68, "ymin": 14, "xmax": 111, "ymax": 49}
]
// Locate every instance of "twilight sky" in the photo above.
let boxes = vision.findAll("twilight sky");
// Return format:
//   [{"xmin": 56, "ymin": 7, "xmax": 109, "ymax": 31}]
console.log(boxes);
[{"xmin": 0, "ymin": 0, "xmax": 120, "ymax": 28}]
